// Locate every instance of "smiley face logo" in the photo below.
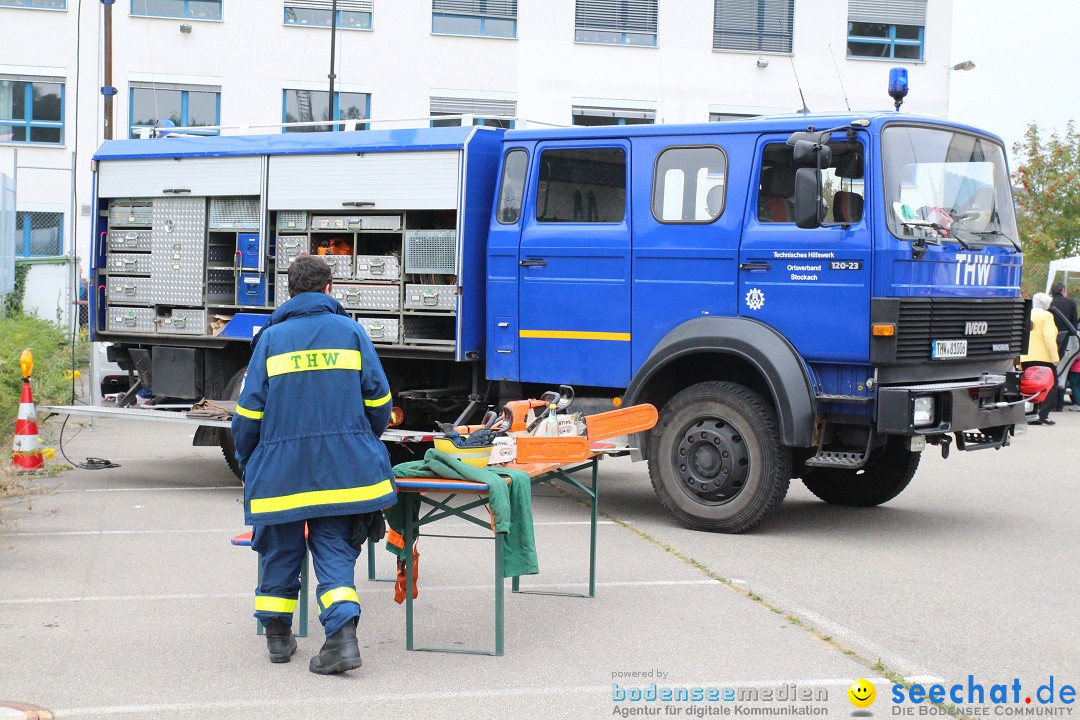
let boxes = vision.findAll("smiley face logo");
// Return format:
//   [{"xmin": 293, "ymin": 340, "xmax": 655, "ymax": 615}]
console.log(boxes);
[{"xmin": 848, "ymin": 678, "xmax": 876, "ymax": 708}]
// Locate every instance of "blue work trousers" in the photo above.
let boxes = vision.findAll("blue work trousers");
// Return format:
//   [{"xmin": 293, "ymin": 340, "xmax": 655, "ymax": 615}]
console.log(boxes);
[{"xmin": 252, "ymin": 515, "xmax": 364, "ymax": 638}]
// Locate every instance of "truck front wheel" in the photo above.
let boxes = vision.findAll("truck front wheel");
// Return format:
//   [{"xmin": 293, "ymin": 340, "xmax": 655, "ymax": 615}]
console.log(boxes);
[
  {"xmin": 648, "ymin": 381, "xmax": 792, "ymax": 533},
  {"xmin": 800, "ymin": 438, "xmax": 920, "ymax": 507},
  {"xmin": 219, "ymin": 367, "xmax": 246, "ymax": 481}
]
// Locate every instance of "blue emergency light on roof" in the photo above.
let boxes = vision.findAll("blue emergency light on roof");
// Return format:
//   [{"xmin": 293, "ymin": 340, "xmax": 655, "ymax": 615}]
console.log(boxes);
[{"xmin": 888, "ymin": 68, "xmax": 909, "ymax": 111}]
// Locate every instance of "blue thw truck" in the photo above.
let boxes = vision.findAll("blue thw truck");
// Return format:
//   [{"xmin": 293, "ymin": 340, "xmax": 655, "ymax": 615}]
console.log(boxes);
[{"xmin": 75, "ymin": 112, "xmax": 1027, "ymax": 532}]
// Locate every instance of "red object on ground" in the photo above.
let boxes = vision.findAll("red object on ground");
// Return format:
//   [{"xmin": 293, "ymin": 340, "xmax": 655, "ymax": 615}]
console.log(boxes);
[
  {"xmin": 1020, "ymin": 366, "xmax": 1054, "ymax": 404},
  {"xmin": 12, "ymin": 379, "xmax": 44, "ymax": 471}
]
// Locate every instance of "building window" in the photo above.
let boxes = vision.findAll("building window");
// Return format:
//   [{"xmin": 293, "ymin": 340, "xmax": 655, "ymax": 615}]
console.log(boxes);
[
  {"xmin": 0, "ymin": 0, "xmax": 66, "ymax": 8},
  {"xmin": 130, "ymin": 0, "xmax": 222, "ymax": 20},
  {"xmin": 536, "ymin": 147, "xmax": 626, "ymax": 223},
  {"xmin": 282, "ymin": 89, "xmax": 370, "ymax": 132},
  {"xmin": 572, "ymin": 105, "xmax": 654, "ymax": 126},
  {"xmin": 713, "ymin": 0, "xmax": 794, "ymax": 54},
  {"xmin": 709, "ymin": 112, "xmax": 756, "ymax": 122},
  {"xmin": 284, "ymin": 0, "xmax": 372, "ymax": 29},
  {"xmin": 430, "ymin": 96, "xmax": 516, "ymax": 128},
  {"xmin": 653, "ymin": 146, "xmax": 728, "ymax": 223},
  {"xmin": 847, "ymin": 0, "xmax": 925, "ymax": 60},
  {"xmin": 432, "ymin": 0, "xmax": 516, "ymax": 38},
  {"xmin": 129, "ymin": 84, "xmax": 220, "ymax": 137},
  {"xmin": 575, "ymin": 0, "xmax": 657, "ymax": 46},
  {"xmin": 16, "ymin": 211, "xmax": 63, "ymax": 257},
  {"xmin": 0, "ymin": 77, "xmax": 64, "ymax": 145}
]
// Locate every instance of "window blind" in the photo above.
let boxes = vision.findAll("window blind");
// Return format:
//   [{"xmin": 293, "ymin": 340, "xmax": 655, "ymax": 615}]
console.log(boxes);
[
  {"xmin": 713, "ymin": 0, "xmax": 794, "ymax": 54},
  {"xmin": 573, "ymin": 105, "xmax": 656, "ymax": 120},
  {"xmin": 285, "ymin": 0, "xmax": 373, "ymax": 12},
  {"xmin": 432, "ymin": 0, "xmax": 517, "ymax": 18},
  {"xmin": 575, "ymin": 0, "xmax": 657, "ymax": 34},
  {"xmin": 848, "ymin": 0, "xmax": 926, "ymax": 26},
  {"xmin": 430, "ymin": 96, "xmax": 517, "ymax": 117}
]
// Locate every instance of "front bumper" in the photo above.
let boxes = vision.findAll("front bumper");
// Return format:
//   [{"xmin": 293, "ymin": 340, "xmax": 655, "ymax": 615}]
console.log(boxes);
[{"xmin": 875, "ymin": 372, "xmax": 1024, "ymax": 448}]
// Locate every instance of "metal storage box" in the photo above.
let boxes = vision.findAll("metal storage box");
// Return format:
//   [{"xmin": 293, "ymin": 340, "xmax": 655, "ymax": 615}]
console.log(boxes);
[
  {"xmin": 311, "ymin": 215, "xmax": 361, "ymax": 231},
  {"xmin": 322, "ymin": 254, "xmax": 353, "ymax": 279},
  {"xmin": 106, "ymin": 306, "xmax": 156, "ymax": 334},
  {"xmin": 360, "ymin": 215, "xmax": 402, "ymax": 231},
  {"xmin": 107, "ymin": 230, "xmax": 152, "ymax": 252},
  {"xmin": 276, "ymin": 236, "xmax": 306, "ymax": 270},
  {"xmin": 157, "ymin": 308, "xmax": 207, "ymax": 335},
  {"xmin": 277, "ymin": 210, "xmax": 307, "ymax": 231},
  {"xmin": 106, "ymin": 253, "xmax": 152, "ymax": 275},
  {"xmin": 237, "ymin": 272, "xmax": 267, "ymax": 306},
  {"xmin": 357, "ymin": 317, "xmax": 400, "ymax": 344},
  {"xmin": 275, "ymin": 275, "xmax": 290, "ymax": 306},
  {"xmin": 404, "ymin": 283, "xmax": 456, "ymax": 311},
  {"xmin": 107, "ymin": 277, "xmax": 156, "ymax": 305},
  {"xmin": 332, "ymin": 283, "xmax": 400, "ymax": 311},
  {"xmin": 209, "ymin": 197, "xmax": 260, "ymax": 230},
  {"xmin": 354, "ymin": 254, "xmax": 399, "ymax": 280},
  {"xmin": 237, "ymin": 233, "xmax": 261, "ymax": 269},
  {"xmin": 404, "ymin": 230, "xmax": 457, "ymax": 274},
  {"xmin": 402, "ymin": 316, "xmax": 456, "ymax": 346},
  {"xmin": 109, "ymin": 203, "xmax": 154, "ymax": 227}
]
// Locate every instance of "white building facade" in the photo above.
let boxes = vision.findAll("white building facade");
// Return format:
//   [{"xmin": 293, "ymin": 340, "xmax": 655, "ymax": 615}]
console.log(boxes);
[{"xmin": 1, "ymin": 0, "xmax": 954, "ymax": 323}]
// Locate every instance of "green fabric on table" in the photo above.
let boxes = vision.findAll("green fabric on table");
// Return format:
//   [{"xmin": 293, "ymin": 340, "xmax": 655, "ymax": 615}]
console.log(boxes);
[{"xmin": 385, "ymin": 448, "xmax": 539, "ymax": 578}]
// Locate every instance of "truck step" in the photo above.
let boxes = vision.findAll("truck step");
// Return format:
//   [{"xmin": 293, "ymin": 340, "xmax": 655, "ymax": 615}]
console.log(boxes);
[{"xmin": 803, "ymin": 450, "xmax": 867, "ymax": 469}]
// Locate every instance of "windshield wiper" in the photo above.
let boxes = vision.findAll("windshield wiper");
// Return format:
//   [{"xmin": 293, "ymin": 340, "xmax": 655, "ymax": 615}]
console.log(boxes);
[
  {"xmin": 899, "ymin": 220, "xmax": 973, "ymax": 250},
  {"xmin": 968, "ymin": 229, "xmax": 1022, "ymax": 252}
]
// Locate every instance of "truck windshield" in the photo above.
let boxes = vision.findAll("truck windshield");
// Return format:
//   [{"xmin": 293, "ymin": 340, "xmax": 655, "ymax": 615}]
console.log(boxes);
[{"xmin": 882, "ymin": 126, "xmax": 1019, "ymax": 248}]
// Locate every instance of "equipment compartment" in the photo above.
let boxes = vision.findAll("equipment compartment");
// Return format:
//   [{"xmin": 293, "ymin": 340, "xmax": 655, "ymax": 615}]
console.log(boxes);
[
  {"xmin": 157, "ymin": 308, "xmax": 208, "ymax": 335},
  {"xmin": 108, "ymin": 202, "xmax": 154, "ymax": 227},
  {"xmin": 106, "ymin": 277, "xmax": 156, "ymax": 305},
  {"xmin": 105, "ymin": 306, "xmax": 156, "ymax": 334},
  {"xmin": 404, "ymin": 230, "xmax": 457, "ymax": 274},
  {"xmin": 402, "ymin": 316, "xmax": 456, "ymax": 346},
  {"xmin": 404, "ymin": 284, "xmax": 456, "ymax": 311},
  {"xmin": 105, "ymin": 253, "xmax": 152, "ymax": 275},
  {"xmin": 276, "ymin": 210, "xmax": 307, "ymax": 231},
  {"xmin": 357, "ymin": 317, "xmax": 400, "ymax": 344},
  {"xmin": 354, "ymin": 254, "xmax": 400, "ymax": 281},
  {"xmin": 106, "ymin": 230, "xmax": 153, "ymax": 252},
  {"xmin": 276, "ymin": 236, "xmax": 307, "ymax": 270},
  {"xmin": 332, "ymin": 283, "xmax": 400, "ymax": 311},
  {"xmin": 209, "ymin": 197, "xmax": 260, "ymax": 230}
]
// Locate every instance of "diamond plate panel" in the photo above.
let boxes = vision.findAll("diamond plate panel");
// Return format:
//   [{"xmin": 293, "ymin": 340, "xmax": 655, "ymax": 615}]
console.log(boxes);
[
  {"xmin": 404, "ymin": 283, "xmax": 456, "ymax": 311},
  {"xmin": 106, "ymin": 253, "xmax": 152, "ymax": 275},
  {"xmin": 357, "ymin": 317, "xmax": 400, "ymax": 344},
  {"xmin": 276, "ymin": 236, "xmax": 307, "ymax": 271},
  {"xmin": 322, "ymin": 254, "xmax": 353, "ymax": 279},
  {"xmin": 151, "ymin": 197, "xmax": 206, "ymax": 305},
  {"xmin": 311, "ymin": 215, "xmax": 362, "ymax": 231},
  {"xmin": 107, "ymin": 277, "xmax": 156, "ymax": 305},
  {"xmin": 276, "ymin": 274, "xmax": 290, "ymax": 307},
  {"xmin": 354, "ymin": 254, "xmax": 400, "ymax": 281},
  {"xmin": 360, "ymin": 215, "xmax": 403, "ymax": 230},
  {"xmin": 107, "ymin": 230, "xmax": 153, "ymax": 252},
  {"xmin": 157, "ymin": 308, "xmax": 207, "ymax": 335},
  {"xmin": 332, "ymin": 283, "xmax": 400, "ymax": 311},
  {"xmin": 105, "ymin": 305, "xmax": 156, "ymax": 334}
]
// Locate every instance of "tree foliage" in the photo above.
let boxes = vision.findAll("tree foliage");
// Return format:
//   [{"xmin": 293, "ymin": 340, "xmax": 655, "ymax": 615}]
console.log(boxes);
[{"xmin": 1012, "ymin": 121, "xmax": 1080, "ymax": 263}]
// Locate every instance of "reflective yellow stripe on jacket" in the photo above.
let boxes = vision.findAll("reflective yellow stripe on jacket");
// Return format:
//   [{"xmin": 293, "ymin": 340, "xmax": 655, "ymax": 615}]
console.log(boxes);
[
  {"xmin": 235, "ymin": 404, "xmax": 264, "ymax": 420},
  {"xmin": 249, "ymin": 479, "xmax": 395, "ymax": 515},
  {"xmin": 266, "ymin": 349, "xmax": 362, "ymax": 377},
  {"xmin": 364, "ymin": 391, "xmax": 392, "ymax": 408}
]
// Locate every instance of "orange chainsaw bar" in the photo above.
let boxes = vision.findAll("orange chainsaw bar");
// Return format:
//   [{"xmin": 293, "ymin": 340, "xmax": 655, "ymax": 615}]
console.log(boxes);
[
  {"xmin": 584, "ymin": 403, "xmax": 658, "ymax": 441},
  {"xmin": 514, "ymin": 436, "xmax": 592, "ymax": 464}
]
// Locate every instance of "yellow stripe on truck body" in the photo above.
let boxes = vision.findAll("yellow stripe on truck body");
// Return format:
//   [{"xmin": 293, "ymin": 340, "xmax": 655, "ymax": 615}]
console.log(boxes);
[{"xmin": 519, "ymin": 329, "xmax": 631, "ymax": 342}]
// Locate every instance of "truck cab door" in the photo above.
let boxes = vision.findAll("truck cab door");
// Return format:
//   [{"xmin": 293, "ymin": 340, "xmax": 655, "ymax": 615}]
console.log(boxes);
[
  {"xmin": 738, "ymin": 133, "xmax": 872, "ymax": 362},
  {"xmin": 517, "ymin": 141, "xmax": 632, "ymax": 387}
]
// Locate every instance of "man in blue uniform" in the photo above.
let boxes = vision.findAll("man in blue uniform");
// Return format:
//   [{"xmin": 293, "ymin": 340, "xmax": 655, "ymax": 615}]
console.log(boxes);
[{"xmin": 232, "ymin": 255, "xmax": 396, "ymax": 674}]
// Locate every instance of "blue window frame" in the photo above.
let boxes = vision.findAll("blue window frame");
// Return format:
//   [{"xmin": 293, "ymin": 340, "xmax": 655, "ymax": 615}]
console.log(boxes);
[
  {"xmin": 16, "ymin": 211, "xmax": 64, "ymax": 257},
  {"xmin": 432, "ymin": 1, "xmax": 517, "ymax": 38},
  {"xmin": 0, "ymin": 0, "xmax": 66, "ymax": 8},
  {"xmin": 129, "ymin": 86, "xmax": 221, "ymax": 137},
  {"xmin": 282, "ymin": 89, "xmax": 370, "ymax": 132},
  {"xmin": 284, "ymin": 4, "xmax": 371, "ymax": 30},
  {"xmin": 847, "ymin": 22, "xmax": 923, "ymax": 60},
  {"xmin": 130, "ymin": 0, "xmax": 222, "ymax": 20},
  {"xmin": 0, "ymin": 78, "xmax": 64, "ymax": 145}
]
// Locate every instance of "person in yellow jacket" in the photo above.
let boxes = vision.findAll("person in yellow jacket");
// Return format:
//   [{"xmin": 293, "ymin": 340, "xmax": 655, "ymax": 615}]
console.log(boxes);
[{"xmin": 1020, "ymin": 292, "xmax": 1060, "ymax": 425}]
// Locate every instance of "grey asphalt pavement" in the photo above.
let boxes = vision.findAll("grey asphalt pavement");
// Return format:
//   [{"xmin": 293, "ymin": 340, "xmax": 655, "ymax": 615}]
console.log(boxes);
[{"xmin": 1, "ymin": 410, "xmax": 1077, "ymax": 719}]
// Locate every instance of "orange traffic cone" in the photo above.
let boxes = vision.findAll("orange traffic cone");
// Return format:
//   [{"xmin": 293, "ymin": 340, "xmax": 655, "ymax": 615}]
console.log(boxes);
[{"xmin": 12, "ymin": 349, "xmax": 44, "ymax": 472}]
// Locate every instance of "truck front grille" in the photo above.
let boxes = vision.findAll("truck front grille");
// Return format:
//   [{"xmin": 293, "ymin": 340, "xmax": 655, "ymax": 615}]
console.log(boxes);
[{"xmin": 895, "ymin": 297, "xmax": 1027, "ymax": 362}]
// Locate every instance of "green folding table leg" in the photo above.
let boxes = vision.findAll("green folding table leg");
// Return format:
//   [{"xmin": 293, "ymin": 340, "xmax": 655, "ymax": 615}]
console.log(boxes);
[{"xmin": 404, "ymin": 494, "xmax": 416, "ymax": 651}]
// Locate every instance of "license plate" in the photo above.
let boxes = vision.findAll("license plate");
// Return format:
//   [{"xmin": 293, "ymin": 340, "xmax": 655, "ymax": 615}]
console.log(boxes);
[{"xmin": 931, "ymin": 339, "xmax": 968, "ymax": 359}]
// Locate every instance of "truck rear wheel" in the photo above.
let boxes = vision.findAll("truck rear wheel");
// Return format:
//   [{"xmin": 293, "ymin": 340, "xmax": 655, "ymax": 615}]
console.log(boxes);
[
  {"xmin": 219, "ymin": 367, "xmax": 246, "ymax": 481},
  {"xmin": 801, "ymin": 438, "xmax": 920, "ymax": 507},
  {"xmin": 648, "ymin": 381, "xmax": 792, "ymax": 533}
]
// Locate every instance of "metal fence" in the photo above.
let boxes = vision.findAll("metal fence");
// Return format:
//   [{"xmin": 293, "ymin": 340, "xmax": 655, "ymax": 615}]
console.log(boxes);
[{"xmin": 11, "ymin": 149, "xmax": 72, "ymax": 259}]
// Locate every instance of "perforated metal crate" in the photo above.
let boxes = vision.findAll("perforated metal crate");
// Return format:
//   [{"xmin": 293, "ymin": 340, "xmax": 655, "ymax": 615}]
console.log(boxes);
[
  {"xmin": 276, "ymin": 236, "xmax": 307, "ymax": 270},
  {"xmin": 207, "ymin": 243, "xmax": 236, "ymax": 265},
  {"xmin": 207, "ymin": 269, "xmax": 235, "ymax": 304},
  {"xmin": 107, "ymin": 277, "xmax": 155, "ymax": 305},
  {"xmin": 311, "ymin": 215, "xmax": 362, "ymax": 231},
  {"xmin": 354, "ymin": 254, "xmax": 400, "ymax": 281},
  {"xmin": 106, "ymin": 253, "xmax": 152, "ymax": 275},
  {"xmin": 107, "ymin": 230, "xmax": 152, "ymax": 252},
  {"xmin": 360, "ymin": 215, "xmax": 402, "ymax": 231},
  {"xmin": 275, "ymin": 275, "xmax": 290, "ymax": 307},
  {"xmin": 402, "ymin": 316, "xmax": 456, "ymax": 347},
  {"xmin": 157, "ymin": 308, "xmax": 207, "ymax": 335},
  {"xmin": 357, "ymin": 317, "xmax": 400, "ymax": 344},
  {"xmin": 106, "ymin": 306, "xmax": 156, "ymax": 334},
  {"xmin": 209, "ymin": 197, "xmax": 260, "ymax": 229},
  {"xmin": 332, "ymin": 283, "xmax": 400, "ymax": 311},
  {"xmin": 277, "ymin": 210, "xmax": 307, "ymax": 231},
  {"xmin": 323, "ymin": 254, "xmax": 353, "ymax": 279},
  {"xmin": 109, "ymin": 203, "xmax": 154, "ymax": 227},
  {"xmin": 404, "ymin": 283, "xmax": 456, "ymax": 311},
  {"xmin": 404, "ymin": 230, "xmax": 457, "ymax": 274}
]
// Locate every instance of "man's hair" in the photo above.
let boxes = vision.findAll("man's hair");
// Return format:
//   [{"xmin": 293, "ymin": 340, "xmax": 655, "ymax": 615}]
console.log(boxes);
[
  {"xmin": 1051, "ymin": 281, "xmax": 1066, "ymax": 296},
  {"xmin": 288, "ymin": 255, "xmax": 333, "ymax": 297},
  {"xmin": 1032, "ymin": 292, "xmax": 1052, "ymax": 311}
]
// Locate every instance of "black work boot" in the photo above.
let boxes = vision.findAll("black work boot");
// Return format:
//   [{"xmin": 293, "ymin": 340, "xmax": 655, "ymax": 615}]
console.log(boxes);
[
  {"xmin": 309, "ymin": 618, "xmax": 362, "ymax": 675},
  {"xmin": 264, "ymin": 617, "xmax": 297, "ymax": 663}
]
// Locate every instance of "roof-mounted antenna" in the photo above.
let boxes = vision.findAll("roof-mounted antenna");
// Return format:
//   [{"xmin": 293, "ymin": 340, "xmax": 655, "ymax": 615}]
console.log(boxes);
[
  {"xmin": 788, "ymin": 54, "xmax": 810, "ymax": 114},
  {"xmin": 828, "ymin": 42, "xmax": 851, "ymax": 111}
]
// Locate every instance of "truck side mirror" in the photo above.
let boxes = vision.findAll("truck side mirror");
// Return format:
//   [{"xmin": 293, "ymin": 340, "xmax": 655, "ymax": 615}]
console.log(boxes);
[
  {"xmin": 793, "ymin": 168, "xmax": 823, "ymax": 229},
  {"xmin": 792, "ymin": 139, "xmax": 832, "ymax": 169}
]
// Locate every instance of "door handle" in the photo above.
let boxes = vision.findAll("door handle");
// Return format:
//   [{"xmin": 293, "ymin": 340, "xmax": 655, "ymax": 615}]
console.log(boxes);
[
  {"xmin": 739, "ymin": 262, "xmax": 771, "ymax": 271},
  {"xmin": 519, "ymin": 258, "xmax": 547, "ymax": 268}
]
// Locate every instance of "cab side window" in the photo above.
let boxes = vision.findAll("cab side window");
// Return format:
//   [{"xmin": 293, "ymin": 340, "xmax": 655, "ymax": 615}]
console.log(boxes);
[
  {"xmin": 652, "ymin": 146, "xmax": 728, "ymax": 223},
  {"xmin": 536, "ymin": 147, "xmax": 626, "ymax": 223},
  {"xmin": 496, "ymin": 149, "xmax": 529, "ymax": 224},
  {"xmin": 757, "ymin": 141, "xmax": 865, "ymax": 224}
]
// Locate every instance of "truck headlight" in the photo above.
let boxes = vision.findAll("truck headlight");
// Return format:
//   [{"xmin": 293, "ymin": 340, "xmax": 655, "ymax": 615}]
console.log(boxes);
[{"xmin": 913, "ymin": 396, "xmax": 935, "ymax": 427}]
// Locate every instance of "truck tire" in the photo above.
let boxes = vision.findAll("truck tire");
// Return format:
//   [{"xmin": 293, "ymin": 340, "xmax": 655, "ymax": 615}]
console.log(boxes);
[
  {"xmin": 219, "ymin": 367, "xmax": 246, "ymax": 482},
  {"xmin": 648, "ymin": 381, "xmax": 792, "ymax": 533},
  {"xmin": 801, "ymin": 439, "xmax": 920, "ymax": 507}
]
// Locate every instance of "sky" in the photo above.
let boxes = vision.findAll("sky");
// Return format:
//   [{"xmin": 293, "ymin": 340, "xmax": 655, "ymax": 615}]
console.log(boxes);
[{"xmin": 949, "ymin": 0, "xmax": 1080, "ymax": 165}]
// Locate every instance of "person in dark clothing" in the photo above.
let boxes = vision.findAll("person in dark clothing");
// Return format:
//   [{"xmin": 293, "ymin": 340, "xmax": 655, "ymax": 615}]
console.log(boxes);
[
  {"xmin": 233, "ymin": 255, "xmax": 396, "ymax": 674},
  {"xmin": 1050, "ymin": 281, "xmax": 1078, "ymax": 354}
]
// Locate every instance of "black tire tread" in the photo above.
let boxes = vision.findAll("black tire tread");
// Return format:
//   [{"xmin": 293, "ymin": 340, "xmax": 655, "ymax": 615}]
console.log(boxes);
[
  {"xmin": 219, "ymin": 367, "xmax": 246, "ymax": 482},
  {"xmin": 801, "ymin": 440, "xmax": 920, "ymax": 507}
]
